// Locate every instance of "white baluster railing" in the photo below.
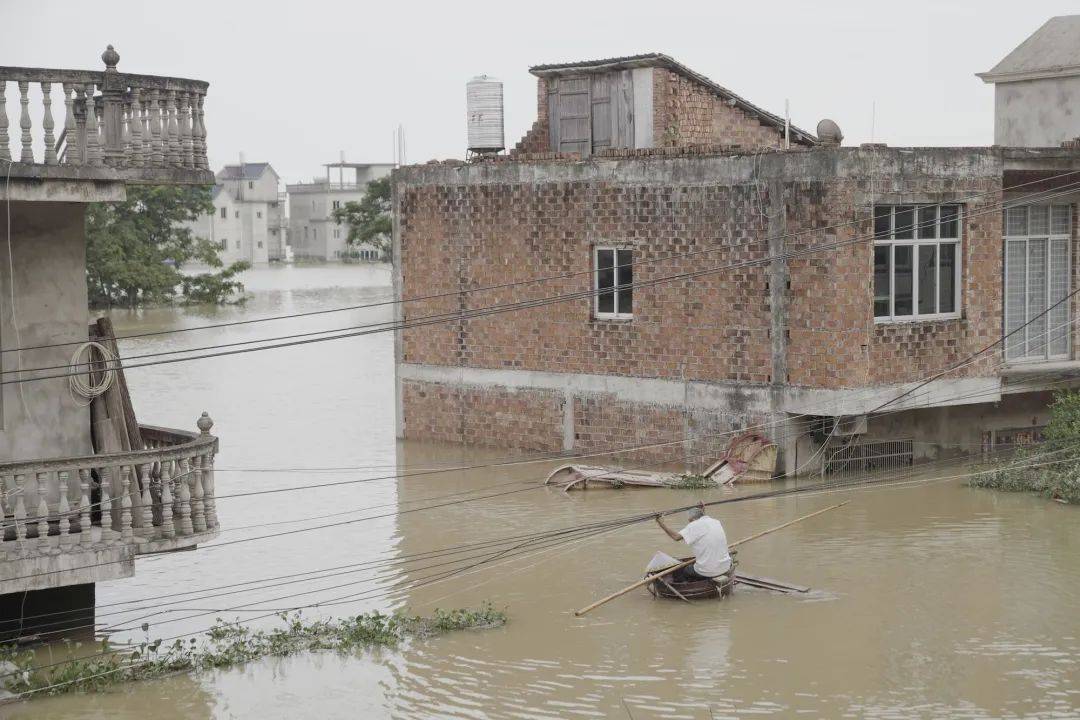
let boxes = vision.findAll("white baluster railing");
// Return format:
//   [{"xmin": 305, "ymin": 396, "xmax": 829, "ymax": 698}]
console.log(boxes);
[{"xmin": 0, "ymin": 45, "xmax": 211, "ymax": 183}]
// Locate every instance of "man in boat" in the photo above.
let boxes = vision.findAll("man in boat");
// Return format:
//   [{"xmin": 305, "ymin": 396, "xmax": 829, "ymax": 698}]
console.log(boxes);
[{"xmin": 655, "ymin": 502, "xmax": 732, "ymax": 583}]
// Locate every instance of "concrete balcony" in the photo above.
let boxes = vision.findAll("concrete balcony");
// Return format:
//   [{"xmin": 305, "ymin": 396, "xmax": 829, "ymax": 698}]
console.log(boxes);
[
  {"xmin": 0, "ymin": 45, "xmax": 213, "ymax": 201},
  {"xmin": 0, "ymin": 415, "xmax": 219, "ymax": 594}
]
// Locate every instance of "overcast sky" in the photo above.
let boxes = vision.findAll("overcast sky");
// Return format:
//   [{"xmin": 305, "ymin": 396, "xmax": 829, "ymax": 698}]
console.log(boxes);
[{"xmin": 5, "ymin": 1, "xmax": 1078, "ymax": 184}]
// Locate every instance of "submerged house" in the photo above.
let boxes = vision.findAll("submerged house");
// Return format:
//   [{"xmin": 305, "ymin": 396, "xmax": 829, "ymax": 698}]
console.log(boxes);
[
  {"xmin": 392, "ymin": 28, "xmax": 1080, "ymax": 477},
  {"xmin": 0, "ymin": 47, "xmax": 221, "ymax": 636}
]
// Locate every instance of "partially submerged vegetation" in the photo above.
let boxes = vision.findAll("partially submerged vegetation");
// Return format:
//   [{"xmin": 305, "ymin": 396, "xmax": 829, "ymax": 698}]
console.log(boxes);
[
  {"xmin": 0, "ymin": 604, "xmax": 505, "ymax": 699},
  {"xmin": 970, "ymin": 390, "xmax": 1080, "ymax": 504},
  {"xmin": 668, "ymin": 473, "xmax": 718, "ymax": 489}
]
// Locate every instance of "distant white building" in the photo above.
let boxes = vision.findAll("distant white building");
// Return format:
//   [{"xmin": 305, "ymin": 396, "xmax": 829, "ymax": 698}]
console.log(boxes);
[
  {"xmin": 184, "ymin": 162, "xmax": 287, "ymax": 265},
  {"xmin": 288, "ymin": 161, "xmax": 394, "ymax": 261},
  {"xmin": 979, "ymin": 15, "xmax": 1080, "ymax": 147}
]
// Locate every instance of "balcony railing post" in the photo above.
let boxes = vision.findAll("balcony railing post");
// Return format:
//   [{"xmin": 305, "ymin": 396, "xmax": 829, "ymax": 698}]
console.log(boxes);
[
  {"xmin": 120, "ymin": 466, "xmax": 134, "ymax": 544},
  {"xmin": 41, "ymin": 82, "xmax": 56, "ymax": 165},
  {"xmin": 34, "ymin": 474, "xmax": 48, "ymax": 549},
  {"xmin": 13, "ymin": 475, "xmax": 27, "ymax": 551},
  {"xmin": 129, "ymin": 88, "xmax": 143, "ymax": 167},
  {"xmin": 194, "ymin": 93, "xmax": 207, "ymax": 170},
  {"xmin": 190, "ymin": 454, "xmax": 206, "ymax": 533},
  {"xmin": 180, "ymin": 91, "xmax": 194, "ymax": 169},
  {"xmin": 17, "ymin": 80, "xmax": 33, "ymax": 164},
  {"xmin": 159, "ymin": 461, "xmax": 175, "ymax": 539},
  {"xmin": 57, "ymin": 470, "xmax": 71, "ymax": 545},
  {"xmin": 149, "ymin": 88, "xmax": 163, "ymax": 166},
  {"xmin": 78, "ymin": 469, "xmax": 92, "ymax": 549},
  {"xmin": 83, "ymin": 82, "xmax": 102, "ymax": 166},
  {"xmin": 176, "ymin": 458, "xmax": 193, "ymax": 536},
  {"xmin": 61, "ymin": 82, "xmax": 79, "ymax": 166},
  {"xmin": 100, "ymin": 45, "xmax": 125, "ymax": 167},
  {"xmin": 0, "ymin": 81, "xmax": 9, "ymax": 162}
]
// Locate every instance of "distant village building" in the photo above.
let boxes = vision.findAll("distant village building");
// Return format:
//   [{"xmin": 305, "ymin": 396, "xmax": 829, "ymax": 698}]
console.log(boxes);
[
  {"xmin": 288, "ymin": 161, "xmax": 394, "ymax": 261},
  {"xmin": 979, "ymin": 16, "xmax": 1080, "ymax": 147},
  {"xmin": 0, "ymin": 48, "xmax": 222, "ymax": 637},
  {"xmin": 184, "ymin": 162, "xmax": 286, "ymax": 264},
  {"xmin": 393, "ymin": 43, "xmax": 1080, "ymax": 475}
]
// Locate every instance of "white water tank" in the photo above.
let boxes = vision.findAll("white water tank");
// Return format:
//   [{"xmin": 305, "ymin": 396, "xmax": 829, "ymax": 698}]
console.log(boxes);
[{"xmin": 467, "ymin": 75, "xmax": 505, "ymax": 154}]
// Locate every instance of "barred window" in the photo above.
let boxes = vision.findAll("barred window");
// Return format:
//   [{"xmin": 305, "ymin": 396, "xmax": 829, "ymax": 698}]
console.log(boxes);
[
  {"xmin": 1004, "ymin": 204, "xmax": 1072, "ymax": 362},
  {"xmin": 595, "ymin": 247, "xmax": 633, "ymax": 319},
  {"xmin": 873, "ymin": 204, "xmax": 961, "ymax": 321}
]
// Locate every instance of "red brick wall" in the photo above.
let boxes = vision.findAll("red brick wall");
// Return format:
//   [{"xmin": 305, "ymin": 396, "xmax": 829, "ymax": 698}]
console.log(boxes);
[
  {"xmin": 652, "ymin": 69, "xmax": 785, "ymax": 149},
  {"xmin": 511, "ymin": 79, "xmax": 550, "ymax": 155}
]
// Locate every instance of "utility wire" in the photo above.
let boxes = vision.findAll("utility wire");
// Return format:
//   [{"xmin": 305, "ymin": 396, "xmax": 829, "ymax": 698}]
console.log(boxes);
[{"xmin": 7, "ymin": 167, "xmax": 1077, "ymax": 357}]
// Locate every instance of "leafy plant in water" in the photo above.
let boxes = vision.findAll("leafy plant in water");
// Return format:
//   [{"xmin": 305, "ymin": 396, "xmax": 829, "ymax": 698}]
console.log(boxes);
[
  {"xmin": 970, "ymin": 389, "xmax": 1080, "ymax": 504},
  {"xmin": 0, "ymin": 603, "xmax": 506, "ymax": 699},
  {"xmin": 669, "ymin": 473, "xmax": 717, "ymax": 490}
]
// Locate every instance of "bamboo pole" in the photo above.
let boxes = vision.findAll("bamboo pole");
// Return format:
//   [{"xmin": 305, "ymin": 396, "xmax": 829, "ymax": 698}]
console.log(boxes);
[{"xmin": 573, "ymin": 501, "xmax": 849, "ymax": 617}]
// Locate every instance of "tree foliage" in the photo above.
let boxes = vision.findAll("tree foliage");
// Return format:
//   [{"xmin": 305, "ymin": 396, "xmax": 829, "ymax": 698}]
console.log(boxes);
[
  {"xmin": 85, "ymin": 185, "xmax": 249, "ymax": 308},
  {"xmin": 970, "ymin": 389, "xmax": 1080, "ymax": 503},
  {"xmin": 331, "ymin": 176, "xmax": 392, "ymax": 261}
]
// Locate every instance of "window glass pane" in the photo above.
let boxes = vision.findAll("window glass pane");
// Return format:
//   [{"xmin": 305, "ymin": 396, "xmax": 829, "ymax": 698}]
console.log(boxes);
[
  {"xmin": 1049, "ymin": 237, "xmax": 1070, "ymax": 356},
  {"xmin": 874, "ymin": 246, "xmax": 891, "ymax": 317},
  {"xmin": 1005, "ymin": 240, "xmax": 1028, "ymax": 359},
  {"xmin": 1006, "ymin": 206, "xmax": 1028, "ymax": 236},
  {"xmin": 894, "ymin": 206, "xmax": 915, "ymax": 239},
  {"xmin": 894, "ymin": 245, "xmax": 913, "ymax": 315},
  {"xmin": 597, "ymin": 249, "xmax": 615, "ymax": 314},
  {"xmin": 1028, "ymin": 238, "xmax": 1048, "ymax": 358},
  {"xmin": 939, "ymin": 205, "xmax": 959, "ymax": 238},
  {"xmin": 918, "ymin": 245, "xmax": 937, "ymax": 315},
  {"xmin": 939, "ymin": 243, "xmax": 956, "ymax": 314},
  {"xmin": 1052, "ymin": 205, "xmax": 1071, "ymax": 235},
  {"xmin": 917, "ymin": 206, "xmax": 937, "ymax": 239},
  {"xmin": 1029, "ymin": 205, "xmax": 1049, "ymax": 236},
  {"xmin": 874, "ymin": 206, "xmax": 891, "ymax": 239},
  {"xmin": 616, "ymin": 249, "xmax": 633, "ymax": 315}
]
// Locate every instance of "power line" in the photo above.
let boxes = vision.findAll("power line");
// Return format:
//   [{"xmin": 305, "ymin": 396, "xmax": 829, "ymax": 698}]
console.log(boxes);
[
  {"xmin": 8, "ymin": 167, "xmax": 1076, "ymax": 357},
  {"xmin": 7, "ymin": 178, "xmax": 1079, "ymax": 386}
]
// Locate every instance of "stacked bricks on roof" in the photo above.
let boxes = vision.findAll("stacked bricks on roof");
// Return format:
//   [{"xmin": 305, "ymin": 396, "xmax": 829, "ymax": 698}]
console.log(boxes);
[
  {"xmin": 395, "ymin": 147, "xmax": 1005, "ymax": 462},
  {"xmin": 652, "ymin": 69, "xmax": 786, "ymax": 149}
]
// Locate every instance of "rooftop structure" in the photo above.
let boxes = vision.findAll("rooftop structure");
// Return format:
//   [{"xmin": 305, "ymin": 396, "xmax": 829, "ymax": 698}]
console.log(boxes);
[{"xmin": 978, "ymin": 16, "xmax": 1080, "ymax": 146}]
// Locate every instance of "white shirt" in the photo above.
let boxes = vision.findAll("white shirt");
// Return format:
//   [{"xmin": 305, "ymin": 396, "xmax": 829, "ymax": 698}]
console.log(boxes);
[{"xmin": 679, "ymin": 516, "xmax": 732, "ymax": 577}]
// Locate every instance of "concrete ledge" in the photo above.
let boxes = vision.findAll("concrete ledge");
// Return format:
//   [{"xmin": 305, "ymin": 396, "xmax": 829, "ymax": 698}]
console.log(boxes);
[{"xmin": 0, "ymin": 545, "xmax": 133, "ymax": 594}]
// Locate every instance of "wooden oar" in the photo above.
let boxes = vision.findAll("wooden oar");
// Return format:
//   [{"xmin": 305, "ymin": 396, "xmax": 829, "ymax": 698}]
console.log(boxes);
[{"xmin": 573, "ymin": 500, "xmax": 849, "ymax": 617}]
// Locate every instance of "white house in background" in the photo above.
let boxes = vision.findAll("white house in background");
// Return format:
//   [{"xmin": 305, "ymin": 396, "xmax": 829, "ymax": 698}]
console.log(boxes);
[
  {"xmin": 979, "ymin": 15, "xmax": 1080, "ymax": 146},
  {"xmin": 184, "ymin": 162, "xmax": 287, "ymax": 265},
  {"xmin": 287, "ymin": 161, "xmax": 394, "ymax": 261}
]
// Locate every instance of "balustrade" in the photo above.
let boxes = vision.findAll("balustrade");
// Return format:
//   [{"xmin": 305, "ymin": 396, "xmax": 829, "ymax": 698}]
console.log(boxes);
[
  {"xmin": 0, "ymin": 45, "xmax": 211, "ymax": 183},
  {"xmin": 0, "ymin": 414, "xmax": 219, "ymax": 560}
]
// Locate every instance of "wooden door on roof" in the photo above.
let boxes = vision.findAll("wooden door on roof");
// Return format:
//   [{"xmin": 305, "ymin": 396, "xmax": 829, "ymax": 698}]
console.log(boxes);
[{"xmin": 548, "ymin": 72, "xmax": 635, "ymax": 157}]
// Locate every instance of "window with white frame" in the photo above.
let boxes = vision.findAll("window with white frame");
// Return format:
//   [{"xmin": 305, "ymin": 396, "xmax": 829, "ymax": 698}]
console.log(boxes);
[
  {"xmin": 873, "ymin": 204, "xmax": 961, "ymax": 321},
  {"xmin": 332, "ymin": 200, "xmax": 341, "ymax": 210},
  {"xmin": 219, "ymin": 207, "xmax": 227, "ymax": 219},
  {"xmin": 594, "ymin": 247, "xmax": 633, "ymax": 319},
  {"xmin": 1004, "ymin": 204, "xmax": 1072, "ymax": 362}
]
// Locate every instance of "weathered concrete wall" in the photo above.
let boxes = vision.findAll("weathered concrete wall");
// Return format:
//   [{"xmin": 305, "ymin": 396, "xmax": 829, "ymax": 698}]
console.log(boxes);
[
  {"xmin": 994, "ymin": 76, "xmax": 1080, "ymax": 147},
  {"xmin": 0, "ymin": 202, "xmax": 92, "ymax": 462}
]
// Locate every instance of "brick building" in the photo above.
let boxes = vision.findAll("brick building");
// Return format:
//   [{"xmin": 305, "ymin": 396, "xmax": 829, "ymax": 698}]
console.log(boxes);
[{"xmin": 392, "ymin": 52, "xmax": 1080, "ymax": 475}]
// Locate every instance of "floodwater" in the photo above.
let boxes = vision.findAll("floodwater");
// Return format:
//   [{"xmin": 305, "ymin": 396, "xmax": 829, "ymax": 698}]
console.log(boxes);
[{"xmin": 5, "ymin": 265, "xmax": 1080, "ymax": 719}]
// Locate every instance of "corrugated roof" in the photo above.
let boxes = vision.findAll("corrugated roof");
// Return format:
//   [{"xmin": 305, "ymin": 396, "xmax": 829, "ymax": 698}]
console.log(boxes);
[
  {"xmin": 529, "ymin": 53, "xmax": 816, "ymax": 146},
  {"xmin": 217, "ymin": 162, "xmax": 273, "ymax": 180},
  {"xmin": 979, "ymin": 16, "xmax": 1080, "ymax": 83}
]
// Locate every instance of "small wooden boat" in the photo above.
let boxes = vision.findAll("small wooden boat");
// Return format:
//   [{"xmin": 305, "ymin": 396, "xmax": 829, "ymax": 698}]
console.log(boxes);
[
  {"xmin": 644, "ymin": 553, "xmax": 736, "ymax": 601},
  {"xmin": 544, "ymin": 464, "xmax": 679, "ymax": 491}
]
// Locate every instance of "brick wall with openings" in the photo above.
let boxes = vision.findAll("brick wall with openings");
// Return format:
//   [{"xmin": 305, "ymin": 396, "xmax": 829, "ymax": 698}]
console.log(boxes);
[
  {"xmin": 396, "ymin": 149, "xmax": 1005, "ymax": 447},
  {"xmin": 652, "ymin": 69, "xmax": 785, "ymax": 150}
]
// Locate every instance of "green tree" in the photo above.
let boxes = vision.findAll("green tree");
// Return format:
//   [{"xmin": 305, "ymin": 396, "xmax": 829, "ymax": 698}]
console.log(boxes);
[
  {"xmin": 331, "ymin": 176, "xmax": 392, "ymax": 261},
  {"xmin": 85, "ymin": 185, "xmax": 250, "ymax": 308}
]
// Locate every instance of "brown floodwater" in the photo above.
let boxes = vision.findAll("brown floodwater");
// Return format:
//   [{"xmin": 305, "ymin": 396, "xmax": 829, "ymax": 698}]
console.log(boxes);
[{"xmin": 4, "ymin": 265, "xmax": 1079, "ymax": 719}]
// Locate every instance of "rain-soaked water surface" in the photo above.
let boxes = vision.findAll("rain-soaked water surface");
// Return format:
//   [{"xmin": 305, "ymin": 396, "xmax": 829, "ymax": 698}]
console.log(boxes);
[{"xmin": 6, "ymin": 265, "xmax": 1080, "ymax": 719}]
